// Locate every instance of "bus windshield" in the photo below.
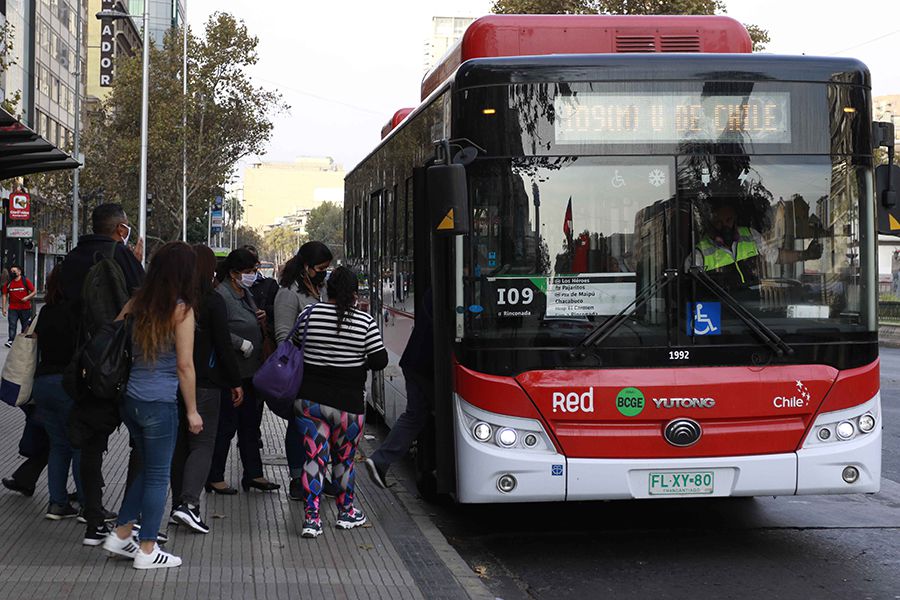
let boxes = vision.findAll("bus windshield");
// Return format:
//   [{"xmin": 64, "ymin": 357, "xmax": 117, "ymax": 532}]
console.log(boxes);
[{"xmin": 464, "ymin": 154, "xmax": 876, "ymax": 350}]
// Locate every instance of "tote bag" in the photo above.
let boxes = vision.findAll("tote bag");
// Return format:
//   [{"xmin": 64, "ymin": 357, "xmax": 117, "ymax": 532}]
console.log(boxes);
[
  {"xmin": 254, "ymin": 304, "xmax": 314, "ymax": 419},
  {"xmin": 1, "ymin": 313, "xmax": 40, "ymax": 407}
]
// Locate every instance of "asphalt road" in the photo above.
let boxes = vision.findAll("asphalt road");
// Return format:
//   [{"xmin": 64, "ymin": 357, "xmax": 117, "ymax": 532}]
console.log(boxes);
[{"xmin": 387, "ymin": 350, "xmax": 900, "ymax": 600}]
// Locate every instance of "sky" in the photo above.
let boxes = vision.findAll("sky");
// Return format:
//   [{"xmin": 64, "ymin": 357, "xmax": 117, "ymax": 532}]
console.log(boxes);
[{"xmin": 188, "ymin": 0, "xmax": 900, "ymax": 174}]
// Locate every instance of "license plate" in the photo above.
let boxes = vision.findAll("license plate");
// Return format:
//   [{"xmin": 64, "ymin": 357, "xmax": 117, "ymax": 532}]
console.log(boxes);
[{"xmin": 648, "ymin": 471, "xmax": 714, "ymax": 495}]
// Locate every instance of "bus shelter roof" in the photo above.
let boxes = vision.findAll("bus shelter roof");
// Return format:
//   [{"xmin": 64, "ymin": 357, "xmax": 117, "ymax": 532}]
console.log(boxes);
[{"xmin": 0, "ymin": 107, "xmax": 80, "ymax": 180}]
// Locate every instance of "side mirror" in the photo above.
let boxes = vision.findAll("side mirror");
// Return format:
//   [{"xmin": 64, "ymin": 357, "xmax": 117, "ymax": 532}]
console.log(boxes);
[
  {"xmin": 876, "ymin": 163, "xmax": 900, "ymax": 234},
  {"xmin": 427, "ymin": 163, "xmax": 469, "ymax": 236}
]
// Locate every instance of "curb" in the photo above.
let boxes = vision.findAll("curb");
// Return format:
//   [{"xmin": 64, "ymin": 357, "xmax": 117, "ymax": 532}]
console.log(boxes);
[{"xmin": 386, "ymin": 477, "xmax": 495, "ymax": 600}]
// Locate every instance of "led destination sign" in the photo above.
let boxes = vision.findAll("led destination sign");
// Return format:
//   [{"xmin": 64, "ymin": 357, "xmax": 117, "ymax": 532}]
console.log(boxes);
[{"xmin": 554, "ymin": 92, "xmax": 791, "ymax": 144}]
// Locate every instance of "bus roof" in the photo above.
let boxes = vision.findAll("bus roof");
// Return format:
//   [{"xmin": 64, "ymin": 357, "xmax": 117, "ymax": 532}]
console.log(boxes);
[{"xmin": 421, "ymin": 14, "xmax": 752, "ymax": 100}]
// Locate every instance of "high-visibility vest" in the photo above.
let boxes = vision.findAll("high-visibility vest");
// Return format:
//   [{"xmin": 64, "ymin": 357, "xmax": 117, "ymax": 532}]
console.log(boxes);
[{"xmin": 697, "ymin": 226, "xmax": 760, "ymax": 285}]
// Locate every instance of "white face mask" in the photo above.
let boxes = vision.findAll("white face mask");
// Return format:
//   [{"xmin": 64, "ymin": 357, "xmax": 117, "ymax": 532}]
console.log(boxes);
[
  {"xmin": 120, "ymin": 223, "xmax": 131, "ymax": 245},
  {"xmin": 240, "ymin": 273, "xmax": 256, "ymax": 287}
]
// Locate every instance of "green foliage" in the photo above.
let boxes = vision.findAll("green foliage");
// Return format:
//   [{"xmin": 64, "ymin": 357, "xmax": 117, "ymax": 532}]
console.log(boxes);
[
  {"xmin": 77, "ymin": 12, "xmax": 288, "ymax": 244},
  {"xmin": 305, "ymin": 201, "xmax": 344, "ymax": 261},
  {"xmin": 491, "ymin": 0, "xmax": 768, "ymax": 50},
  {"xmin": 263, "ymin": 225, "xmax": 303, "ymax": 266}
]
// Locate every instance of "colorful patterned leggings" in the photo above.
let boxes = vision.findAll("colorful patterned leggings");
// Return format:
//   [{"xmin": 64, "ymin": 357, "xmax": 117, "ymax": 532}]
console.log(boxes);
[{"xmin": 296, "ymin": 400, "xmax": 365, "ymax": 518}]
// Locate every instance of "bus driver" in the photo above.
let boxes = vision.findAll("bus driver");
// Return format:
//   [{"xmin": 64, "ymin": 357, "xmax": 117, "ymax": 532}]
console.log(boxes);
[{"xmin": 687, "ymin": 199, "xmax": 822, "ymax": 291}]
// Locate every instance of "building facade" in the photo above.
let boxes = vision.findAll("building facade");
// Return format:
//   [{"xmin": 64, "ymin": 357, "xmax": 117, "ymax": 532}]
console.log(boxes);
[
  {"xmin": 423, "ymin": 15, "xmax": 475, "ymax": 73},
  {"xmin": 86, "ymin": 0, "xmax": 141, "ymax": 106},
  {"xmin": 243, "ymin": 157, "xmax": 344, "ymax": 231},
  {"xmin": 128, "ymin": 0, "xmax": 182, "ymax": 47}
]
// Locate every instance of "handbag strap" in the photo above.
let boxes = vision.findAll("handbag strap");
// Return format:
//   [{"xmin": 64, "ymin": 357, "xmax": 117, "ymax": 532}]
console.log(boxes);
[{"xmin": 291, "ymin": 303, "xmax": 316, "ymax": 351}]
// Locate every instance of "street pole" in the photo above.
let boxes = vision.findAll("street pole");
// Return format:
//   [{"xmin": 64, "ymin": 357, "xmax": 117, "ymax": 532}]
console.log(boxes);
[
  {"xmin": 207, "ymin": 202, "xmax": 211, "ymax": 246},
  {"xmin": 71, "ymin": 0, "xmax": 83, "ymax": 245},
  {"xmin": 181, "ymin": 0, "xmax": 187, "ymax": 242},
  {"xmin": 138, "ymin": 1, "xmax": 150, "ymax": 267}
]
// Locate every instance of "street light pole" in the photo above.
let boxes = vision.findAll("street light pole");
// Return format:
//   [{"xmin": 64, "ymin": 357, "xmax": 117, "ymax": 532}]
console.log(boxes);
[
  {"xmin": 71, "ymin": 0, "xmax": 82, "ymax": 245},
  {"xmin": 182, "ymin": 0, "xmax": 188, "ymax": 242},
  {"xmin": 138, "ymin": 2, "xmax": 150, "ymax": 266}
]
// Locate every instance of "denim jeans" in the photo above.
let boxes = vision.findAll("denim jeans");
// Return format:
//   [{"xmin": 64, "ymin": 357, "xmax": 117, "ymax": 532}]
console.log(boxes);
[
  {"xmin": 117, "ymin": 396, "xmax": 178, "ymax": 542},
  {"xmin": 7, "ymin": 308, "xmax": 31, "ymax": 342},
  {"xmin": 33, "ymin": 374, "xmax": 82, "ymax": 506}
]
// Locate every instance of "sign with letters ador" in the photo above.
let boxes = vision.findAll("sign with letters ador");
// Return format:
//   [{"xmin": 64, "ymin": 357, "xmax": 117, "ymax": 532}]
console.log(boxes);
[
  {"xmin": 8, "ymin": 191, "xmax": 31, "ymax": 220},
  {"xmin": 99, "ymin": 0, "xmax": 115, "ymax": 87}
]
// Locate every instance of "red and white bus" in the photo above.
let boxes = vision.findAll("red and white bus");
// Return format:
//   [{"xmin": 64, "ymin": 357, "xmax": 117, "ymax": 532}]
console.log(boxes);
[{"xmin": 345, "ymin": 15, "xmax": 886, "ymax": 502}]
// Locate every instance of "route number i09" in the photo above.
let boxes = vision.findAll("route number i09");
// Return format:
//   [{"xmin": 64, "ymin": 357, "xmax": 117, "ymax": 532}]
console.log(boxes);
[{"xmin": 497, "ymin": 287, "xmax": 534, "ymax": 306}]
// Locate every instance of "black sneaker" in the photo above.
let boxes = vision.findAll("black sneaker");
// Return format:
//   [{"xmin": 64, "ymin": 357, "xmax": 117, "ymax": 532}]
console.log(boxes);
[
  {"xmin": 171, "ymin": 503, "xmax": 210, "ymax": 534},
  {"xmin": 364, "ymin": 458, "xmax": 388, "ymax": 489},
  {"xmin": 4, "ymin": 340, "xmax": 13, "ymax": 348},
  {"xmin": 83, "ymin": 522, "xmax": 111, "ymax": 547},
  {"xmin": 322, "ymin": 478, "xmax": 340, "ymax": 498},
  {"xmin": 2, "ymin": 477, "xmax": 34, "ymax": 497},
  {"xmin": 77, "ymin": 507, "xmax": 117, "ymax": 524},
  {"xmin": 289, "ymin": 477, "xmax": 303, "ymax": 501},
  {"xmin": 132, "ymin": 523, "xmax": 168, "ymax": 544},
  {"xmin": 45, "ymin": 502, "xmax": 79, "ymax": 521}
]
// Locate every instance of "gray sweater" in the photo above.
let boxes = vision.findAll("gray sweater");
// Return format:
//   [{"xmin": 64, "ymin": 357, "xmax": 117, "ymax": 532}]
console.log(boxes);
[
  {"xmin": 216, "ymin": 282, "xmax": 263, "ymax": 379},
  {"xmin": 273, "ymin": 282, "xmax": 321, "ymax": 343}
]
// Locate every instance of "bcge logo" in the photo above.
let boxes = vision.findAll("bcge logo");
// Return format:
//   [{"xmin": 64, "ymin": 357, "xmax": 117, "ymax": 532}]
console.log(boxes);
[{"xmin": 552, "ymin": 388, "xmax": 595, "ymax": 413}]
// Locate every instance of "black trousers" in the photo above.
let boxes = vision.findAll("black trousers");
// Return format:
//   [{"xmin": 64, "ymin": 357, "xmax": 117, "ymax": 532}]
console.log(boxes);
[
  {"xmin": 9, "ymin": 405, "xmax": 49, "ymax": 489},
  {"xmin": 171, "ymin": 387, "xmax": 221, "ymax": 506},
  {"xmin": 79, "ymin": 429, "xmax": 141, "ymax": 529},
  {"xmin": 208, "ymin": 379, "xmax": 264, "ymax": 484}
]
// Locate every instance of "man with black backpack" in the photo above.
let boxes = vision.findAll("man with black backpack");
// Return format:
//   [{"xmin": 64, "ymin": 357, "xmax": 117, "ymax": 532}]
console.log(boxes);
[{"xmin": 60, "ymin": 203, "xmax": 145, "ymax": 546}]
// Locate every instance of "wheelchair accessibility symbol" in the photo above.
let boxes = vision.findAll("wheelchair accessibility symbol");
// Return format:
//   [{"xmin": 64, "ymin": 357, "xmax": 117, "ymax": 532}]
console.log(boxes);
[{"xmin": 686, "ymin": 302, "xmax": 721, "ymax": 336}]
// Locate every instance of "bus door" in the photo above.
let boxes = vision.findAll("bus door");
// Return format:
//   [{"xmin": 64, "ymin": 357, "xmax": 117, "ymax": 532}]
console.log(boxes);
[{"xmin": 366, "ymin": 190, "xmax": 386, "ymax": 415}]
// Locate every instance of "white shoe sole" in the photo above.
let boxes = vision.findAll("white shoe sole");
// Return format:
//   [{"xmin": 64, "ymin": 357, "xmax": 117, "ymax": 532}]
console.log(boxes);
[
  {"xmin": 364, "ymin": 459, "xmax": 388, "ymax": 489},
  {"xmin": 335, "ymin": 515, "xmax": 367, "ymax": 530},
  {"xmin": 45, "ymin": 513, "xmax": 78, "ymax": 521},
  {"xmin": 82, "ymin": 536, "xmax": 107, "ymax": 547},
  {"xmin": 133, "ymin": 555, "xmax": 182, "ymax": 569},
  {"xmin": 301, "ymin": 527, "xmax": 322, "ymax": 538}
]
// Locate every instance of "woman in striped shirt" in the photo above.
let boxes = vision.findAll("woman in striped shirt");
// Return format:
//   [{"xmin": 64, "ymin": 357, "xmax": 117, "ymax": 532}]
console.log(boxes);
[{"xmin": 292, "ymin": 266, "xmax": 387, "ymax": 538}]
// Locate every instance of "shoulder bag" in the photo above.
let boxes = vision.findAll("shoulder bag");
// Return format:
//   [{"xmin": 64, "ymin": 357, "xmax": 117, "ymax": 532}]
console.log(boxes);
[
  {"xmin": 254, "ymin": 304, "xmax": 314, "ymax": 419},
  {"xmin": 1, "ymin": 313, "xmax": 40, "ymax": 407}
]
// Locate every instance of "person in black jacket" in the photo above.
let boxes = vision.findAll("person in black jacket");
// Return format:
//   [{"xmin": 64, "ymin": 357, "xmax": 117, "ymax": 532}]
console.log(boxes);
[
  {"xmin": 364, "ymin": 289, "xmax": 434, "ymax": 489},
  {"xmin": 292, "ymin": 267, "xmax": 388, "ymax": 539},
  {"xmin": 169, "ymin": 245, "xmax": 244, "ymax": 534},
  {"xmin": 60, "ymin": 203, "xmax": 145, "ymax": 546}
]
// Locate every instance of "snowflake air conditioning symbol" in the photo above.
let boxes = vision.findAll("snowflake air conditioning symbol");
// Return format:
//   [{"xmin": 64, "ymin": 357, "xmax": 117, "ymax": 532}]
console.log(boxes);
[
  {"xmin": 648, "ymin": 169, "xmax": 666, "ymax": 187},
  {"xmin": 796, "ymin": 380, "xmax": 811, "ymax": 403}
]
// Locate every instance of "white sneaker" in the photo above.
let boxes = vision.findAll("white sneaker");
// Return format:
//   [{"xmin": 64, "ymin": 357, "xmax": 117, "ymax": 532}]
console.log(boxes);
[
  {"xmin": 102, "ymin": 532, "xmax": 140, "ymax": 559},
  {"xmin": 133, "ymin": 544, "xmax": 182, "ymax": 570}
]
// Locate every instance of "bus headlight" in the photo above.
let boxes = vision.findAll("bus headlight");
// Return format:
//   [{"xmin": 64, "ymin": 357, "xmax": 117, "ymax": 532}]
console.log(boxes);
[
  {"xmin": 858, "ymin": 413, "xmax": 876, "ymax": 433},
  {"xmin": 496, "ymin": 428, "xmax": 517, "ymax": 448},
  {"xmin": 835, "ymin": 421, "xmax": 855, "ymax": 441},
  {"xmin": 472, "ymin": 422, "xmax": 492, "ymax": 442}
]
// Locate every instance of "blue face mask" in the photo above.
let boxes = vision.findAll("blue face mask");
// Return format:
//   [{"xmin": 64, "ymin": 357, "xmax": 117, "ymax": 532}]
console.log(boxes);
[{"xmin": 240, "ymin": 273, "xmax": 256, "ymax": 287}]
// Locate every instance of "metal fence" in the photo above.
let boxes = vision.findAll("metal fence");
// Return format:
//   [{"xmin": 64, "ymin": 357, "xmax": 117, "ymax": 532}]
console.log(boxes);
[{"xmin": 879, "ymin": 301, "xmax": 900, "ymax": 322}]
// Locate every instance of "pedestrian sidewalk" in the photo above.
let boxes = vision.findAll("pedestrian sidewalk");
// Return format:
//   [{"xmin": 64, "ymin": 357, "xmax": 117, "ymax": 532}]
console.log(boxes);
[{"xmin": 0, "ymin": 339, "xmax": 492, "ymax": 599}]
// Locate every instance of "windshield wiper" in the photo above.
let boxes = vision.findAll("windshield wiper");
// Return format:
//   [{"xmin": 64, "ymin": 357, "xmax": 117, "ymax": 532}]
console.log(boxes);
[
  {"xmin": 571, "ymin": 269, "xmax": 678, "ymax": 358},
  {"xmin": 687, "ymin": 266, "xmax": 794, "ymax": 357}
]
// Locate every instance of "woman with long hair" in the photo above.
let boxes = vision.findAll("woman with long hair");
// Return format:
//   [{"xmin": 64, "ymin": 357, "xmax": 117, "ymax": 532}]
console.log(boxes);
[
  {"xmin": 169, "ymin": 245, "xmax": 243, "ymax": 534},
  {"xmin": 102, "ymin": 241, "xmax": 202, "ymax": 569},
  {"xmin": 32, "ymin": 264, "xmax": 82, "ymax": 521},
  {"xmin": 273, "ymin": 241, "xmax": 333, "ymax": 500},
  {"xmin": 292, "ymin": 266, "xmax": 387, "ymax": 538},
  {"xmin": 206, "ymin": 248, "xmax": 279, "ymax": 494}
]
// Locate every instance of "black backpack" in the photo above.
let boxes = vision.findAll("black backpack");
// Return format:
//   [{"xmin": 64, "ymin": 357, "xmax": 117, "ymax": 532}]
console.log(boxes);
[{"xmin": 75, "ymin": 316, "xmax": 134, "ymax": 402}]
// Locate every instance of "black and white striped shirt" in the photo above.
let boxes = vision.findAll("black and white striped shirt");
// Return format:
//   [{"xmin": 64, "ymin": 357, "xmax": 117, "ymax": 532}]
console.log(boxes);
[{"xmin": 291, "ymin": 303, "xmax": 387, "ymax": 413}]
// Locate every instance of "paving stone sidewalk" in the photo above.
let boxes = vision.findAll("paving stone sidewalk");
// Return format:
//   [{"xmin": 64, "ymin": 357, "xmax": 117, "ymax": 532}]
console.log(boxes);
[{"xmin": 0, "ymin": 368, "xmax": 492, "ymax": 599}]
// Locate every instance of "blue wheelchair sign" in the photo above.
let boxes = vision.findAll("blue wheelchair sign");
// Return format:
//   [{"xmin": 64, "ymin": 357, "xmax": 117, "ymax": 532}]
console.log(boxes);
[{"xmin": 686, "ymin": 302, "xmax": 721, "ymax": 336}]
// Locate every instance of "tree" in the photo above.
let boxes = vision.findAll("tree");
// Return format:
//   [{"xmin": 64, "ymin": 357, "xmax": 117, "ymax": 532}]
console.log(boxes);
[
  {"xmin": 74, "ymin": 12, "xmax": 287, "ymax": 246},
  {"xmin": 263, "ymin": 226, "xmax": 303, "ymax": 266},
  {"xmin": 305, "ymin": 201, "xmax": 344, "ymax": 261},
  {"xmin": 491, "ymin": 0, "xmax": 770, "ymax": 51}
]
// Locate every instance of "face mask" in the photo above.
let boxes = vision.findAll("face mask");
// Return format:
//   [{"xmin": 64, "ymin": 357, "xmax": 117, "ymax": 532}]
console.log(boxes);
[
  {"xmin": 120, "ymin": 223, "xmax": 131, "ymax": 246},
  {"xmin": 240, "ymin": 273, "xmax": 256, "ymax": 287},
  {"xmin": 310, "ymin": 270, "xmax": 326, "ymax": 286}
]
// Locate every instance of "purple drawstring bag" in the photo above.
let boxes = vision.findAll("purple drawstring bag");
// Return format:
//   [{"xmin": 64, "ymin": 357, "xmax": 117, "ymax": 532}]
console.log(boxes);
[{"xmin": 254, "ymin": 304, "xmax": 314, "ymax": 419}]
